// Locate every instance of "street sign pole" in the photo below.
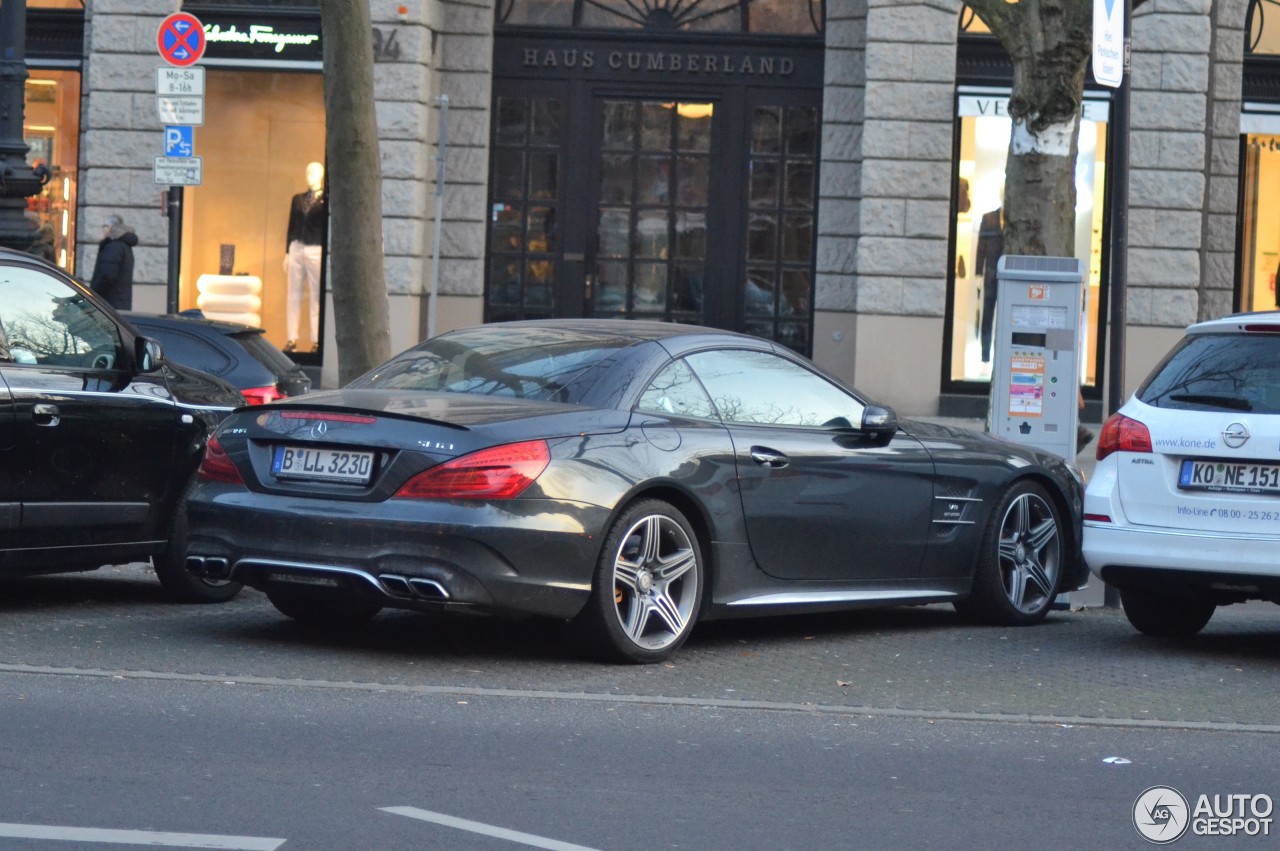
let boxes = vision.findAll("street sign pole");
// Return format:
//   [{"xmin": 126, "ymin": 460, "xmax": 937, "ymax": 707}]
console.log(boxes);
[
  {"xmin": 155, "ymin": 11, "xmax": 205, "ymax": 315},
  {"xmin": 1093, "ymin": 0, "xmax": 1131, "ymax": 610},
  {"xmin": 166, "ymin": 187, "xmax": 183, "ymax": 313}
]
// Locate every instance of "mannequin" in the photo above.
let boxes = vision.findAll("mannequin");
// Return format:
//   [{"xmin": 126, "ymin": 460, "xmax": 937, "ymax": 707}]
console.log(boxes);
[
  {"xmin": 283, "ymin": 161, "xmax": 326, "ymax": 352},
  {"xmin": 974, "ymin": 199, "xmax": 1004, "ymax": 364}
]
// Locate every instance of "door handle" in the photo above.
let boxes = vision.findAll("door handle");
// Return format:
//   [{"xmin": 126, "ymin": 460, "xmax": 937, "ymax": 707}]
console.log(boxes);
[
  {"xmin": 750, "ymin": 447, "xmax": 789, "ymax": 468},
  {"xmin": 33, "ymin": 403, "xmax": 60, "ymax": 427}
]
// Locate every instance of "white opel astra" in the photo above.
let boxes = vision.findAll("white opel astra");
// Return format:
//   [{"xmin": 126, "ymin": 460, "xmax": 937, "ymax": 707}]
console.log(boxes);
[{"xmin": 1083, "ymin": 312, "xmax": 1280, "ymax": 637}]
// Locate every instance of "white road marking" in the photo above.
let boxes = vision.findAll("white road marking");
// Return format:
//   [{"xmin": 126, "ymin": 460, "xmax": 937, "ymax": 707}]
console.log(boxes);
[
  {"xmin": 381, "ymin": 806, "xmax": 601, "ymax": 851},
  {"xmin": 0, "ymin": 822, "xmax": 285, "ymax": 849}
]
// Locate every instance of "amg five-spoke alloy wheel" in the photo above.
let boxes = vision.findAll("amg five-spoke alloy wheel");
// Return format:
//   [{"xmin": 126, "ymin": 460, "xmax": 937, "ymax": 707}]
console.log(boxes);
[
  {"xmin": 575, "ymin": 499, "xmax": 703, "ymax": 664},
  {"xmin": 955, "ymin": 480, "xmax": 1063, "ymax": 625}
]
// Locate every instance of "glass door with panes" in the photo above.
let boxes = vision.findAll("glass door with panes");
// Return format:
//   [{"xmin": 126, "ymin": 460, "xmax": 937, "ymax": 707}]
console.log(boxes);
[
  {"xmin": 590, "ymin": 99, "xmax": 717, "ymax": 325},
  {"xmin": 485, "ymin": 85, "xmax": 820, "ymax": 355}
]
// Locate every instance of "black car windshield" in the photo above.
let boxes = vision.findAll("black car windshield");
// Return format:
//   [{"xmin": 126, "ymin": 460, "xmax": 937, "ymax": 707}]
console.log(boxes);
[
  {"xmin": 348, "ymin": 326, "xmax": 631, "ymax": 403},
  {"xmin": 1139, "ymin": 332, "xmax": 1280, "ymax": 414}
]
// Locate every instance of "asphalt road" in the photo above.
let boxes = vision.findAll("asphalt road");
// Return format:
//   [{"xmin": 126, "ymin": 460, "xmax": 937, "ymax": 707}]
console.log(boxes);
[
  {"xmin": 1, "ymin": 563, "xmax": 1277, "ymax": 728},
  {"xmin": 0, "ymin": 564, "xmax": 1277, "ymax": 849},
  {"xmin": 1, "ymin": 671, "xmax": 1276, "ymax": 850}
]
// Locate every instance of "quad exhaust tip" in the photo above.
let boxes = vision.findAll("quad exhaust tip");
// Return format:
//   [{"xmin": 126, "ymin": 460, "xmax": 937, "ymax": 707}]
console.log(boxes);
[
  {"xmin": 378, "ymin": 574, "xmax": 450, "ymax": 601},
  {"xmin": 185, "ymin": 556, "xmax": 230, "ymax": 580}
]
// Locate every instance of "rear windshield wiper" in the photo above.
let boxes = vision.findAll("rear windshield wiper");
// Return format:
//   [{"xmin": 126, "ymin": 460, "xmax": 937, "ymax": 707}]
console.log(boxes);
[{"xmin": 1166, "ymin": 393, "xmax": 1253, "ymax": 411}]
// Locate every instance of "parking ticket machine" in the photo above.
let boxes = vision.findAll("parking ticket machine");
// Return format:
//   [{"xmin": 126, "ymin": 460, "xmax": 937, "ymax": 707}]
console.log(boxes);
[{"xmin": 986, "ymin": 255, "xmax": 1084, "ymax": 462}]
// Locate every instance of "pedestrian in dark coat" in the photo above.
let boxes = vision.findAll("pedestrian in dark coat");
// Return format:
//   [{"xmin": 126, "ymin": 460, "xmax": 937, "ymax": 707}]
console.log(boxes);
[{"xmin": 90, "ymin": 213, "xmax": 138, "ymax": 310}]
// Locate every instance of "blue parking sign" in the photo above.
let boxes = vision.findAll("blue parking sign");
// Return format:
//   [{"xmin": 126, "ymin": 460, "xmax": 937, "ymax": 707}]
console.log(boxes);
[{"xmin": 164, "ymin": 125, "xmax": 194, "ymax": 157}]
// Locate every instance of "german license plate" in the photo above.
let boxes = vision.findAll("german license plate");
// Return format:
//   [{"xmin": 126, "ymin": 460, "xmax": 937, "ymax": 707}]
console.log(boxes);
[
  {"xmin": 1178, "ymin": 459, "xmax": 1280, "ymax": 494},
  {"xmin": 272, "ymin": 445, "xmax": 375, "ymax": 485}
]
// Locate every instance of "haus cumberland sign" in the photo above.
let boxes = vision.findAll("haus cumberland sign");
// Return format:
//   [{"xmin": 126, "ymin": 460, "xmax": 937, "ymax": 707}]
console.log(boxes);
[
  {"xmin": 521, "ymin": 47, "xmax": 796, "ymax": 77},
  {"xmin": 496, "ymin": 37, "xmax": 823, "ymax": 87}
]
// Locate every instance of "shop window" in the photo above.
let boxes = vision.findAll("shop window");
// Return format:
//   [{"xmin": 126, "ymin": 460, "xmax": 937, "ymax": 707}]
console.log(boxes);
[
  {"xmin": 1248, "ymin": 0, "xmax": 1280, "ymax": 54},
  {"xmin": 23, "ymin": 71, "xmax": 80, "ymax": 273},
  {"xmin": 959, "ymin": 5, "xmax": 991, "ymax": 34},
  {"xmin": 948, "ymin": 95, "xmax": 1107, "ymax": 390},
  {"xmin": 178, "ymin": 70, "xmax": 326, "ymax": 357},
  {"xmin": 496, "ymin": 0, "xmax": 824, "ymax": 34},
  {"xmin": 1239, "ymin": 134, "xmax": 1280, "ymax": 310}
]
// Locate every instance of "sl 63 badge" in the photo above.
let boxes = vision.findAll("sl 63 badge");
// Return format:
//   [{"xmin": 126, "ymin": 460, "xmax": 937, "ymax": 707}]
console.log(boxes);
[{"xmin": 419, "ymin": 440, "xmax": 454, "ymax": 450}]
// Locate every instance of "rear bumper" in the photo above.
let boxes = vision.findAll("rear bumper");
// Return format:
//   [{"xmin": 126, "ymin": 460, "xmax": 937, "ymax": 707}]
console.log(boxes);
[
  {"xmin": 183, "ymin": 484, "xmax": 610, "ymax": 619},
  {"xmin": 1083, "ymin": 522, "xmax": 1280, "ymax": 600}
]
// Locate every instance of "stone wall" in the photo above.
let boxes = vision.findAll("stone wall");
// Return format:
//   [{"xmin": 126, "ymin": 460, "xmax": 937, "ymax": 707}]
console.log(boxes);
[
  {"xmin": 373, "ymin": 0, "xmax": 435, "ymax": 306},
  {"xmin": 1128, "ymin": 0, "xmax": 1213, "ymax": 328},
  {"xmin": 79, "ymin": 0, "xmax": 181, "ymax": 309},
  {"xmin": 1202, "ymin": 0, "xmax": 1248, "ymax": 321},
  {"xmin": 425, "ymin": 0, "xmax": 494, "ymax": 335},
  {"xmin": 816, "ymin": 0, "xmax": 960, "ymax": 324}
]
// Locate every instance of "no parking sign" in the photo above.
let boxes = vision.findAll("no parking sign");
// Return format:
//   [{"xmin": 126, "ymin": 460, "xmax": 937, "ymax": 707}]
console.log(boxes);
[{"xmin": 157, "ymin": 12, "xmax": 206, "ymax": 67}]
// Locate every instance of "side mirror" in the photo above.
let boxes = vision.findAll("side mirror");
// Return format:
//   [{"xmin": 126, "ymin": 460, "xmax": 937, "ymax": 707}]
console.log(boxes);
[
  {"xmin": 135, "ymin": 336, "xmax": 163, "ymax": 373},
  {"xmin": 860, "ymin": 404, "xmax": 898, "ymax": 439}
]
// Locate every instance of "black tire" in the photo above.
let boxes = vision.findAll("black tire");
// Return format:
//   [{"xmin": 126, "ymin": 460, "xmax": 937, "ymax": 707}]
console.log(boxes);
[
  {"xmin": 572, "ymin": 499, "xmax": 704, "ymax": 664},
  {"xmin": 954, "ymin": 480, "xmax": 1064, "ymax": 626},
  {"xmin": 1120, "ymin": 588, "xmax": 1215, "ymax": 638},
  {"xmin": 266, "ymin": 588, "xmax": 382, "ymax": 625},
  {"xmin": 153, "ymin": 491, "xmax": 243, "ymax": 603}
]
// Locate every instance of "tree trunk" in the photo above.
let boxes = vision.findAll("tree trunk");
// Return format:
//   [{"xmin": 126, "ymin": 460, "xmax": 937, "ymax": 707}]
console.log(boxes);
[
  {"xmin": 966, "ymin": 0, "xmax": 1092, "ymax": 258},
  {"xmin": 319, "ymin": 0, "xmax": 391, "ymax": 385}
]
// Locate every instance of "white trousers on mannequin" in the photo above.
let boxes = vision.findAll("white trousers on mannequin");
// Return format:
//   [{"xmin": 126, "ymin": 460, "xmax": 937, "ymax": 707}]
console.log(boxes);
[{"xmin": 285, "ymin": 239, "xmax": 321, "ymax": 344}]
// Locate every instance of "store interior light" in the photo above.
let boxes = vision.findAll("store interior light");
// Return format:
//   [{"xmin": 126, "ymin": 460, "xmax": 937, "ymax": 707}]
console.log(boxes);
[
  {"xmin": 63, "ymin": 177, "xmax": 70, "ymax": 201},
  {"xmin": 676, "ymin": 102, "xmax": 714, "ymax": 119}
]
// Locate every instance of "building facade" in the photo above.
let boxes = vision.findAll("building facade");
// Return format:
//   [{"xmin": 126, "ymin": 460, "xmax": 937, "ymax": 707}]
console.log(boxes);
[{"xmin": 15, "ymin": 0, "xmax": 1270, "ymax": 414}]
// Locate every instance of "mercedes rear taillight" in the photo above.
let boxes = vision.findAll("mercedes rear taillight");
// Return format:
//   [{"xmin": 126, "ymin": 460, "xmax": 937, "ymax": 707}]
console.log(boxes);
[
  {"xmin": 197, "ymin": 434, "xmax": 244, "ymax": 484},
  {"xmin": 394, "ymin": 440, "xmax": 550, "ymax": 500}
]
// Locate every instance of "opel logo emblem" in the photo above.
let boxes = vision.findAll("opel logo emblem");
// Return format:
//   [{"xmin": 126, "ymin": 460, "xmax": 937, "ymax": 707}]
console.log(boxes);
[
  {"xmin": 1222, "ymin": 422, "xmax": 1249, "ymax": 449},
  {"xmin": 311, "ymin": 421, "xmax": 328, "ymax": 439}
]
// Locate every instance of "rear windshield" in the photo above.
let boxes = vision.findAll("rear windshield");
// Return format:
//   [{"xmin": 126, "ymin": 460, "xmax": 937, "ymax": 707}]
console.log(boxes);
[
  {"xmin": 235, "ymin": 331, "xmax": 302, "ymax": 375},
  {"xmin": 347, "ymin": 325, "xmax": 632, "ymax": 404},
  {"xmin": 1138, "ymin": 332, "xmax": 1280, "ymax": 414}
]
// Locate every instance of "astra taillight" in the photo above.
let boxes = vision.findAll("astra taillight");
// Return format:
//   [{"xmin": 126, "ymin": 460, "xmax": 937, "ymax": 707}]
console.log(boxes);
[
  {"xmin": 241, "ymin": 384, "xmax": 286, "ymax": 405},
  {"xmin": 197, "ymin": 434, "xmax": 244, "ymax": 484},
  {"xmin": 1096, "ymin": 413, "xmax": 1153, "ymax": 461},
  {"xmin": 394, "ymin": 440, "xmax": 550, "ymax": 500}
]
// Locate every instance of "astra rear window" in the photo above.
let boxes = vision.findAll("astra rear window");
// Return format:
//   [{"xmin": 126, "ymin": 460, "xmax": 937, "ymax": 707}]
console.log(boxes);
[{"xmin": 1139, "ymin": 333, "xmax": 1280, "ymax": 414}]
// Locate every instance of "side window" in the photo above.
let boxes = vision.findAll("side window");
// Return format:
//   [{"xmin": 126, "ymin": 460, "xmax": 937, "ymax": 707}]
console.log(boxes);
[
  {"xmin": 687, "ymin": 348, "xmax": 865, "ymax": 427},
  {"xmin": 0, "ymin": 265, "xmax": 124, "ymax": 369},
  {"xmin": 141, "ymin": 327, "xmax": 234, "ymax": 377},
  {"xmin": 636, "ymin": 358, "xmax": 717, "ymax": 419}
]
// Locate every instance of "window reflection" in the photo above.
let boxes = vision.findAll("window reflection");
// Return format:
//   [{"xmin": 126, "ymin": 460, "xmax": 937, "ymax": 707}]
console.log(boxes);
[
  {"xmin": 487, "ymin": 96, "xmax": 565, "ymax": 321},
  {"xmin": 687, "ymin": 349, "xmax": 863, "ymax": 427},
  {"xmin": 637, "ymin": 358, "xmax": 717, "ymax": 418},
  {"xmin": 0, "ymin": 268, "xmax": 121, "ymax": 369}
]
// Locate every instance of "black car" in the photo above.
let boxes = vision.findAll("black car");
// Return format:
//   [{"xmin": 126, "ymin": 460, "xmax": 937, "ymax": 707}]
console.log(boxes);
[
  {"xmin": 184, "ymin": 320, "xmax": 1086, "ymax": 662},
  {"xmin": 125, "ymin": 311, "xmax": 311, "ymax": 403},
  {"xmin": 0, "ymin": 248, "xmax": 245, "ymax": 602}
]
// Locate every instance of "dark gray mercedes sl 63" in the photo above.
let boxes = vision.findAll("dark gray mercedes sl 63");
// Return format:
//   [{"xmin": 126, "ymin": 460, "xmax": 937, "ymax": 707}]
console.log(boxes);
[{"xmin": 182, "ymin": 319, "xmax": 1085, "ymax": 663}]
